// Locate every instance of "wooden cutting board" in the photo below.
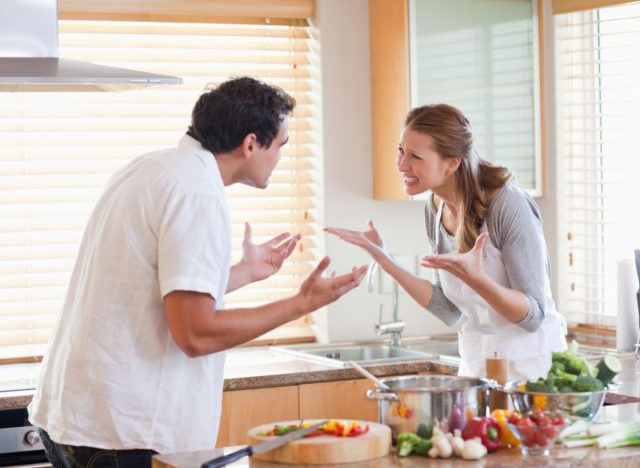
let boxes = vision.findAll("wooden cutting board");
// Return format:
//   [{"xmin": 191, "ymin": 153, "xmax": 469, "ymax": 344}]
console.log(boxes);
[{"xmin": 247, "ymin": 419, "xmax": 391, "ymax": 465}]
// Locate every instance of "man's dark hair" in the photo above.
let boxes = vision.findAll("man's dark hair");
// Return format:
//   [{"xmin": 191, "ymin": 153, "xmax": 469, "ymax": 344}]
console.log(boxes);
[{"xmin": 187, "ymin": 77, "xmax": 296, "ymax": 154}]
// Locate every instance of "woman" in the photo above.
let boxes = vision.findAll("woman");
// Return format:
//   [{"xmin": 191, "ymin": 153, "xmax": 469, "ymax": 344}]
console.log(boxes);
[{"xmin": 326, "ymin": 104, "xmax": 567, "ymax": 381}]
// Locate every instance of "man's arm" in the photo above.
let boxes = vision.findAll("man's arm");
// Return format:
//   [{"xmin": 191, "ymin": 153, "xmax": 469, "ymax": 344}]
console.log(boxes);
[{"xmin": 165, "ymin": 257, "xmax": 367, "ymax": 357}]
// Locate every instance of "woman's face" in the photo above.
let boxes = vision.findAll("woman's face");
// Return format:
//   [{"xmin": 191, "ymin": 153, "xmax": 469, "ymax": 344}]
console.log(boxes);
[{"xmin": 397, "ymin": 128, "xmax": 455, "ymax": 196}]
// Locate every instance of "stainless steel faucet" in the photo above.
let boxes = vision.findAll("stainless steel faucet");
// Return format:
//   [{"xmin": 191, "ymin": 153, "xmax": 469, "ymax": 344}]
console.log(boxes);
[{"xmin": 367, "ymin": 261, "xmax": 405, "ymax": 347}]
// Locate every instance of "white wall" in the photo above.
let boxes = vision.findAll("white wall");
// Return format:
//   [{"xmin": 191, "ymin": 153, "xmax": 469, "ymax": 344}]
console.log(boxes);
[
  {"xmin": 314, "ymin": 0, "xmax": 560, "ymax": 342},
  {"xmin": 316, "ymin": 0, "xmax": 453, "ymax": 342}
]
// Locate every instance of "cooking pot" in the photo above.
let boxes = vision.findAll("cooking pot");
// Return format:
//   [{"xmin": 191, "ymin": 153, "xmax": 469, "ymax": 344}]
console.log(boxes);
[{"xmin": 367, "ymin": 375, "xmax": 493, "ymax": 439}]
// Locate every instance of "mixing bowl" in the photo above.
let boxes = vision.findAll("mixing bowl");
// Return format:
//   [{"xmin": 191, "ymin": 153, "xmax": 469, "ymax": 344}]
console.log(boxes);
[{"xmin": 502, "ymin": 380, "xmax": 607, "ymax": 422}]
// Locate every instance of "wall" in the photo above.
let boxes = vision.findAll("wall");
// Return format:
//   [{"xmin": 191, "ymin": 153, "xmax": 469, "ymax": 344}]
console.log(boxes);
[
  {"xmin": 316, "ymin": 0, "xmax": 453, "ymax": 342},
  {"xmin": 315, "ymin": 0, "xmax": 560, "ymax": 342}
]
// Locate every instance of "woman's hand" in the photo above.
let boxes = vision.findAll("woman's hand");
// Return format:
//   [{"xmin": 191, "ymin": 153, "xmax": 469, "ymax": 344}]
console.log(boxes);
[
  {"xmin": 240, "ymin": 223, "xmax": 300, "ymax": 282},
  {"xmin": 324, "ymin": 220, "xmax": 386, "ymax": 259},
  {"xmin": 420, "ymin": 232, "xmax": 490, "ymax": 288}
]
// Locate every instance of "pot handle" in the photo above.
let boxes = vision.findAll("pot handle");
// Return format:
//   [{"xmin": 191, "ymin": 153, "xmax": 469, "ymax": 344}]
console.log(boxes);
[{"xmin": 366, "ymin": 389, "xmax": 399, "ymax": 402}]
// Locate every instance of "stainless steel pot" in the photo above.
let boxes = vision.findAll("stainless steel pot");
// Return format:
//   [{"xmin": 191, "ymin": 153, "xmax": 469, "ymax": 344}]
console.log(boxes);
[{"xmin": 367, "ymin": 375, "xmax": 493, "ymax": 439}]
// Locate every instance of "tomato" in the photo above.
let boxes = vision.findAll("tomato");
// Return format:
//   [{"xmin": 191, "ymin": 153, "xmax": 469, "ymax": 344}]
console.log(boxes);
[
  {"xmin": 552, "ymin": 416, "xmax": 567, "ymax": 426},
  {"xmin": 508, "ymin": 412, "xmax": 523, "ymax": 425},
  {"xmin": 534, "ymin": 430, "xmax": 549, "ymax": 447},
  {"xmin": 543, "ymin": 426, "xmax": 559, "ymax": 438},
  {"xmin": 516, "ymin": 417, "xmax": 535, "ymax": 429}
]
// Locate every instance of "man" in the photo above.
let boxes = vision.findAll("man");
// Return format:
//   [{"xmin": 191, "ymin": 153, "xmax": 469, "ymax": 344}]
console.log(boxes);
[{"xmin": 28, "ymin": 77, "xmax": 367, "ymax": 467}]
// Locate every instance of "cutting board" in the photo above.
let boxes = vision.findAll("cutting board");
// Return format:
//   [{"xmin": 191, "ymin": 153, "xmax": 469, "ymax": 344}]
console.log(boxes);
[{"xmin": 248, "ymin": 419, "xmax": 391, "ymax": 465}]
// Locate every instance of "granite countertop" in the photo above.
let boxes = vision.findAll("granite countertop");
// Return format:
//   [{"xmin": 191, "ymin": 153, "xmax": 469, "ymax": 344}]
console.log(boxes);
[
  {"xmin": 153, "ymin": 402, "xmax": 640, "ymax": 468},
  {"xmin": 0, "ymin": 346, "xmax": 455, "ymax": 410},
  {"xmin": 3, "ymin": 346, "xmax": 640, "ymax": 410}
]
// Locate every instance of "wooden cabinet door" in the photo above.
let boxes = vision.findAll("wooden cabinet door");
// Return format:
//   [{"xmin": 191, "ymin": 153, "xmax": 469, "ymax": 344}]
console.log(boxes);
[
  {"xmin": 216, "ymin": 385, "xmax": 299, "ymax": 447},
  {"xmin": 298, "ymin": 379, "xmax": 379, "ymax": 422}
]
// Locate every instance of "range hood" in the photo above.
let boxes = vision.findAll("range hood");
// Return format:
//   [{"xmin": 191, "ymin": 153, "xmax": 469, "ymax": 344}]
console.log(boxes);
[{"xmin": 0, "ymin": 0, "xmax": 182, "ymax": 92}]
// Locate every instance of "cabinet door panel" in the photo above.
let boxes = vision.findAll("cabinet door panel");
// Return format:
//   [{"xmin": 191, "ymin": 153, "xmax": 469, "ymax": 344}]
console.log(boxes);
[
  {"xmin": 216, "ymin": 386, "xmax": 299, "ymax": 447},
  {"xmin": 299, "ymin": 379, "xmax": 378, "ymax": 422}
]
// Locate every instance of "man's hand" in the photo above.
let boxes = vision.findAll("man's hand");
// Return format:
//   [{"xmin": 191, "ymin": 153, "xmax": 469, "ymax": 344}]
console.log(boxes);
[
  {"xmin": 420, "ymin": 231, "xmax": 490, "ymax": 288},
  {"xmin": 241, "ymin": 223, "xmax": 301, "ymax": 282},
  {"xmin": 296, "ymin": 257, "xmax": 368, "ymax": 311}
]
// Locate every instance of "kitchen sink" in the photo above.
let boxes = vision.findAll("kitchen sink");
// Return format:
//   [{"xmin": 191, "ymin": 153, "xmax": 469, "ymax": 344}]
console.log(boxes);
[
  {"xmin": 272, "ymin": 336, "xmax": 461, "ymax": 368},
  {"xmin": 402, "ymin": 339, "xmax": 460, "ymax": 357}
]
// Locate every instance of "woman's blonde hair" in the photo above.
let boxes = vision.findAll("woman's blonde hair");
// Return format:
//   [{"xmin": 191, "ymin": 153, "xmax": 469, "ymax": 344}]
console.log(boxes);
[{"xmin": 405, "ymin": 104, "xmax": 512, "ymax": 252}]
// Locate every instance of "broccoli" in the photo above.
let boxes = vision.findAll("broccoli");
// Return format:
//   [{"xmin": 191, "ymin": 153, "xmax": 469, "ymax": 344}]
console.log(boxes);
[
  {"xmin": 552, "ymin": 349, "xmax": 596, "ymax": 377},
  {"xmin": 396, "ymin": 432, "xmax": 432, "ymax": 457},
  {"xmin": 548, "ymin": 361, "xmax": 579, "ymax": 387},
  {"xmin": 525, "ymin": 377, "xmax": 557, "ymax": 393},
  {"xmin": 572, "ymin": 375, "xmax": 604, "ymax": 392}
]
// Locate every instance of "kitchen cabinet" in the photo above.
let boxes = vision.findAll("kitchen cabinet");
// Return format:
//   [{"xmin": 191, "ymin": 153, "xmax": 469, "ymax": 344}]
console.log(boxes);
[
  {"xmin": 299, "ymin": 379, "xmax": 379, "ymax": 421},
  {"xmin": 216, "ymin": 379, "xmax": 381, "ymax": 447},
  {"xmin": 369, "ymin": 0, "xmax": 545, "ymax": 199},
  {"xmin": 216, "ymin": 385, "xmax": 299, "ymax": 447}
]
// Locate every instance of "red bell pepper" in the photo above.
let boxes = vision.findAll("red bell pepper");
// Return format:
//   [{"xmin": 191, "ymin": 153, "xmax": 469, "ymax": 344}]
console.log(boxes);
[{"xmin": 461, "ymin": 417, "xmax": 502, "ymax": 453}]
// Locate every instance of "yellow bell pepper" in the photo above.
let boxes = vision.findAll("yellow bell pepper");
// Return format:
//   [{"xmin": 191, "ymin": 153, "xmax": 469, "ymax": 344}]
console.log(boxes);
[{"xmin": 490, "ymin": 409, "xmax": 520, "ymax": 448}]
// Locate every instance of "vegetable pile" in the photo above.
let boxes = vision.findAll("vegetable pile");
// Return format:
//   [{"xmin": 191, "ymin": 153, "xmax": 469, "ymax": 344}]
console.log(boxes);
[
  {"xmin": 257, "ymin": 420, "xmax": 369, "ymax": 438},
  {"xmin": 525, "ymin": 342, "xmax": 621, "ymax": 393}
]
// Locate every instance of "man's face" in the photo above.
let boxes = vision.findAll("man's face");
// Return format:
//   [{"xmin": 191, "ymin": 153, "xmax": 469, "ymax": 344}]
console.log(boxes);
[{"xmin": 245, "ymin": 116, "xmax": 289, "ymax": 189}]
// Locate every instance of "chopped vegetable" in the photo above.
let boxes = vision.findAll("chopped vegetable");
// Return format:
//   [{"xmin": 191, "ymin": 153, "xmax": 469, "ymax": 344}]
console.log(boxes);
[
  {"xmin": 596, "ymin": 355, "xmax": 622, "ymax": 388},
  {"xmin": 572, "ymin": 375, "xmax": 604, "ymax": 392},
  {"xmin": 559, "ymin": 421, "xmax": 640, "ymax": 449},
  {"xmin": 450, "ymin": 429, "xmax": 465, "ymax": 456},
  {"xmin": 429, "ymin": 428, "xmax": 453, "ymax": 459},
  {"xmin": 461, "ymin": 437, "xmax": 488, "ymax": 460},
  {"xmin": 524, "ymin": 341, "xmax": 620, "ymax": 395},
  {"xmin": 491, "ymin": 409, "xmax": 520, "ymax": 448},
  {"xmin": 448, "ymin": 403, "xmax": 465, "ymax": 433},
  {"xmin": 416, "ymin": 422, "xmax": 432, "ymax": 440},
  {"xmin": 461, "ymin": 417, "xmax": 501, "ymax": 453},
  {"xmin": 257, "ymin": 420, "xmax": 369, "ymax": 438},
  {"xmin": 396, "ymin": 432, "xmax": 431, "ymax": 457},
  {"xmin": 552, "ymin": 341, "xmax": 596, "ymax": 377}
]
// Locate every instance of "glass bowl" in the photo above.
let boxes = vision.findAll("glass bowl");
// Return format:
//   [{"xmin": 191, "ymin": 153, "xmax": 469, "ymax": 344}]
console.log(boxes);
[
  {"xmin": 503, "ymin": 380, "xmax": 607, "ymax": 422},
  {"xmin": 507, "ymin": 416, "xmax": 569, "ymax": 457}
]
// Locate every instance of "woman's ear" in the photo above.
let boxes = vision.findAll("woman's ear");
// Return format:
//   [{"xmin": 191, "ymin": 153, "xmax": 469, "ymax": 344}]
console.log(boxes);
[
  {"xmin": 446, "ymin": 157, "xmax": 462, "ymax": 175},
  {"xmin": 242, "ymin": 133, "xmax": 258, "ymax": 158}
]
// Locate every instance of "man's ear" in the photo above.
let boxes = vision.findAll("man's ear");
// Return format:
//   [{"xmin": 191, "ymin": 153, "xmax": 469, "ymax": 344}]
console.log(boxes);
[{"xmin": 241, "ymin": 133, "xmax": 258, "ymax": 159}]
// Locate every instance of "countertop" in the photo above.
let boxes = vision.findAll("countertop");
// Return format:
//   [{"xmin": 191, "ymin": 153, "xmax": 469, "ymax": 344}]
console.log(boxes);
[
  {"xmin": 3, "ymin": 346, "xmax": 640, "ymax": 411},
  {"xmin": 0, "ymin": 346, "xmax": 456, "ymax": 410},
  {"xmin": 153, "ymin": 403, "xmax": 640, "ymax": 468}
]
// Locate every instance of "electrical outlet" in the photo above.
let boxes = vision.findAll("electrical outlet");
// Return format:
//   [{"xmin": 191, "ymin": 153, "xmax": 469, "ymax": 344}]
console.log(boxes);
[{"xmin": 380, "ymin": 254, "xmax": 416, "ymax": 294}]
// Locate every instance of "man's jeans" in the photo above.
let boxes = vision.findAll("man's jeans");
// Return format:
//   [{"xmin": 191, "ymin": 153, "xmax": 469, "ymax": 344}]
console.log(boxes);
[{"xmin": 39, "ymin": 428, "xmax": 157, "ymax": 468}]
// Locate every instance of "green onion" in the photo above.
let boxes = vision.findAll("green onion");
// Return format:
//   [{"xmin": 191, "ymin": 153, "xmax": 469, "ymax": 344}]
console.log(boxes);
[
  {"xmin": 588, "ymin": 422, "xmax": 640, "ymax": 437},
  {"xmin": 596, "ymin": 430, "xmax": 640, "ymax": 449}
]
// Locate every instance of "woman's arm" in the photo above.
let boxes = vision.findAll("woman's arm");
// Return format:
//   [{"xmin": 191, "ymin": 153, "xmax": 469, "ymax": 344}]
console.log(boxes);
[
  {"xmin": 325, "ymin": 219, "xmax": 463, "ymax": 326},
  {"xmin": 422, "ymin": 185, "xmax": 549, "ymax": 329}
]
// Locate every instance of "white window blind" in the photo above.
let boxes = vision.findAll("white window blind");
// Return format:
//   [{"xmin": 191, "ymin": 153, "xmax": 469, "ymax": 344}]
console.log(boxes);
[
  {"xmin": 410, "ymin": 0, "xmax": 541, "ymax": 194},
  {"xmin": 555, "ymin": 2, "xmax": 640, "ymax": 326},
  {"xmin": 0, "ymin": 19, "xmax": 321, "ymax": 363}
]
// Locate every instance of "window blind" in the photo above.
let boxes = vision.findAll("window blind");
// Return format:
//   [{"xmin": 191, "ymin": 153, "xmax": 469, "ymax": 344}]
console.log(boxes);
[
  {"xmin": 0, "ymin": 19, "xmax": 321, "ymax": 363},
  {"xmin": 555, "ymin": 2, "xmax": 640, "ymax": 326},
  {"xmin": 410, "ymin": 0, "xmax": 541, "ymax": 194}
]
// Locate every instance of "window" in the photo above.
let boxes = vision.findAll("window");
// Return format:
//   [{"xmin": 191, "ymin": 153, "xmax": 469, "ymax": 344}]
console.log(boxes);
[
  {"xmin": 0, "ymin": 12, "xmax": 320, "ymax": 363},
  {"xmin": 555, "ymin": 1, "xmax": 640, "ymax": 326}
]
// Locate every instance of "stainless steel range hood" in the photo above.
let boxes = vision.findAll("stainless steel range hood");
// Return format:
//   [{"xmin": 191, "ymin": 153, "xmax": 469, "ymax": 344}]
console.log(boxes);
[{"xmin": 0, "ymin": 0, "xmax": 182, "ymax": 92}]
